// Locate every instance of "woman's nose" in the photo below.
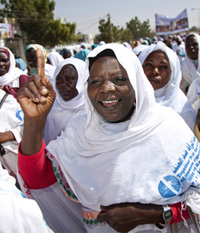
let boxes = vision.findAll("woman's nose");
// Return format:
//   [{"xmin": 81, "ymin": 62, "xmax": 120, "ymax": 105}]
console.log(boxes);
[
  {"xmin": 101, "ymin": 80, "xmax": 116, "ymax": 93},
  {"xmin": 152, "ymin": 67, "xmax": 159, "ymax": 74}
]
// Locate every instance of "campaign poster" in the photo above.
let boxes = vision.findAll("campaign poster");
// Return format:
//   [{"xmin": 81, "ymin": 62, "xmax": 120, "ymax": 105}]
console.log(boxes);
[{"xmin": 155, "ymin": 9, "xmax": 188, "ymax": 35}]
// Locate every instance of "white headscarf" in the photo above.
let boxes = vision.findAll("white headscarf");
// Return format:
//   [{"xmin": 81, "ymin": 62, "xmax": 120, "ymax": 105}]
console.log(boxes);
[
  {"xmin": 44, "ymin": 57, "xmax": 88, "ymax": 145},
  {"xmin": 138, "ymin": 41, "xmax": 196, "ymax": 131},
  {"xmin": 0, "ymin": 47, "xmax": 25, "ymax": 87},
  {"xmin": 47, "ymin": 44, "xmax": 200, "ymax": 218},
  {"xmin": 181, "ymin": 33, "xmax": 200, "ymax": 84},
  {"xmin": 47, "ymin": 51, "xmax": 64, "ymax": 67},
  {"xmin": 132, "ymin": 44, "xmax": 149, "ymax": 56}
]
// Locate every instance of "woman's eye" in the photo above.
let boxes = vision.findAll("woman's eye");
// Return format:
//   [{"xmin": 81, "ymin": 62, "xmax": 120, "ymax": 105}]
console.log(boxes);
[
  {"xmin": 159, "ymin": 65, "xmax": 168, "ymax": 70},
  {"xmin": 144, "ymin": 62, "xmax": 152, "ymax": 67},
  {"xmin": 114, "ymin": 77, "xmax": 127, "ymax": 84},
  {"xmin": 1, "ymin": 59, "xmax": 8, "ymax": 63},
  {"xmin": 89, "ymin": 79, "xmax": 101, "ymax": 85}
]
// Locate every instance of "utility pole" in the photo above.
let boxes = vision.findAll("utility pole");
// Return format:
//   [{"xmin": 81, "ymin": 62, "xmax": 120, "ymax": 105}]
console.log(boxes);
[
  {"xmin": 107, "ymin": 13, "xmax": 113, "ymax": 42},
  {"xmin": 191, "ymin": 8, "xmax": 200, "ymax": 29}
]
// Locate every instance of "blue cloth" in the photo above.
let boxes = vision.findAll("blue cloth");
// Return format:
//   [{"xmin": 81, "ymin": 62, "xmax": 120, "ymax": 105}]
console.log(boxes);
[
  {"xmin": 15, "ymin": 58, "xmax": 27, "ymax": 71},
  {"xmin": 74, "ymin": 49, "xmax": 91, "ymax": 61}
]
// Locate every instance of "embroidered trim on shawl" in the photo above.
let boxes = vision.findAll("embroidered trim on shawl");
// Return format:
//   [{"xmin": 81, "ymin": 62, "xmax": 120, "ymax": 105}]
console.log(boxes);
[
  {"xmin": 82, "ymin": 210, "xmax": 105, "ymax": 226},
  {"xmin": 46, "ymin": 149, "xmax": 78, "ymax": 202},
  {"xmin": 46, "ymin": 149, "xmax": 106, "ymax": 226}
]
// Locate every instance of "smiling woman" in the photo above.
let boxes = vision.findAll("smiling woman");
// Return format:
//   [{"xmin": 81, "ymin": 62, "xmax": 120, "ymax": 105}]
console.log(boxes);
[
  {"xmin": 88, "ymin": 50, "xmax": 135, "ymax": 123},
  {"xmin": 17, "ymin": 43, "xmax": 200, "ymax": 233}
]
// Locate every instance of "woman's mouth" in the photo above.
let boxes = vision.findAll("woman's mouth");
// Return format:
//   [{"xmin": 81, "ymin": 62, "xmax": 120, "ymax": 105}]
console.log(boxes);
[{"xmin": 100, "ymin": 99, "xmax": 121, "ymax": 108}]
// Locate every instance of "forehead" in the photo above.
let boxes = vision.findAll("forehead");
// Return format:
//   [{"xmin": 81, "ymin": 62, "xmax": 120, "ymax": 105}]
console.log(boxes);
[
  {"xmin": 145, "ymin": 50, "xmax": 169, "ymax": 62},
  {"xmin": 59, "ymin": 64, "xmax": 77, "ymax": 73},
  {"xmin": 186, "ymin": 35, "xmax": 198, "ymax": 44},
  {"xmin": 57, "ymin": 64, "xmax": 78, "ymax": 78},
  {"xmin": 90, "ymin": 56, "xmax": 124, "ymax": 73},
  {"xmin": 25, "ymin": 48, "xmax": 36, "ymax": 56},
  {"xmin": 0, "ymin": 50, "xmax": 9, "ymax": 58}
]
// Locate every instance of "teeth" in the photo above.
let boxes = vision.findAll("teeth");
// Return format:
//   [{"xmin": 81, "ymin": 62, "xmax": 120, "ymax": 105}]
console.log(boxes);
[{"xmin": 102, "ymin": 100, "xmax": 118, "ymax": 104}]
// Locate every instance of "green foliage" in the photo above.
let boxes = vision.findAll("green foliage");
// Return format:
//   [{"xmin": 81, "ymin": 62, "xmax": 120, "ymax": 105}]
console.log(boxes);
[
  {"xmin": 98, "ymin": 15, "xmax": 153, "ymax": 43},
  {"xmin": 98, "ymin": 18, "xmax": 112, "ymax": 43},
  {"xmin": 0, "ymin": 0, "xmax": 77, "ymax": 47},
  {"xmin": 126, "ymin": 17, "xmax": 152, "ymax": 40}
]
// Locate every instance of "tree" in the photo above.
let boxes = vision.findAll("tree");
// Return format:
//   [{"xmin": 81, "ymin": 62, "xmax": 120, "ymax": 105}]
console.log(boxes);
[
  {"xmin": 126, "ymin": 17, "xmax": 152, "ymax": 40},
  {"xmin": 97, "ymin": 15, "xmax": 153, "ymax": 44},
  {"xmin": 98, "ymin": 18, "xmax": 112, "ymax": 43},
  {"xmin": 0, "ymin": 0, "xmax": 77, "ymax": 47},
  {"xmin": 98, "ymin": 17, "xmax": 124, "ymax": 43}
]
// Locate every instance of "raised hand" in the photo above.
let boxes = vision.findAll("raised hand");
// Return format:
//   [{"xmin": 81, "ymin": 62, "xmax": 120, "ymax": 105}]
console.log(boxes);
[
  {"xmin": 17, "ymin": 48, "xmax": 56, "ymax": 120},
  {"xmin": 17, "ymin": 48, "xmax": 56, "ymax": 155}
]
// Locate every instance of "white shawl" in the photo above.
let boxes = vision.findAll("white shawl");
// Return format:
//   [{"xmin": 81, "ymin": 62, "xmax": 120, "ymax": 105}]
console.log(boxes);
[
  {"xmin": 47, "ymin": 51, "xmax": 64, "ymax": 66},
  {"xmin": 47, "ymin": 43, "xmax": 200, "ymax": 215},
  {"xmin": 0, "ymin": 46, "xmax": 25, "ymax": 87},
  {"xmin": 0, "ymin": 89, "xmax": 24, "ymax": 173},
  {"xmin": 181, "ymin": 33, "xmax": 200, "ymax": 84},
  {"xmin": 0, "ymin": 163, "xmax": 53, "ymax": 233},
  {"xmin": 44, "ymin": 57, "xmax": 88, "ymax": 145},
  {"xmin": 138, "ymin": 41, "xmax": 196, "ymax": 131}
]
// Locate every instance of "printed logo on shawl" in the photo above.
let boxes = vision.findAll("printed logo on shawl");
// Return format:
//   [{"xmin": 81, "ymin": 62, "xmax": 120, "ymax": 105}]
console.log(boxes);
[
  {"xmin": 16, "ymin": 110, "xmax": 24, "ymax": 121},
  {"xmin": 158, "ymin": 136, "xmax": 200, "ymax": 198}
]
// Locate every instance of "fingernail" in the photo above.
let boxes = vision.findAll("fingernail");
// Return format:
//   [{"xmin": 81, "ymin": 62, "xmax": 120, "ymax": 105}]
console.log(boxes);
[
  {"xmin": 41, "ymin": 86, "xmax": 47, "ymax": 92},
  {"xmin": 40, "ymin": 96, "xmax": 46, "ymax": 101}
]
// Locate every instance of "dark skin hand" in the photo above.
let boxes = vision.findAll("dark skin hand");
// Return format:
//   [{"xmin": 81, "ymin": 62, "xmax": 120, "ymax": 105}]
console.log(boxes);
[
  {"xmin": 0, "ymin": 131, "xmax": 15, "ymax": 143},
  {"xmin": 17, "ymin": 48, "xmax": 56, "ymax": 155},
  {"xmin": 97, "ymin": 203, "xmax": 163, "ymax": 233}
]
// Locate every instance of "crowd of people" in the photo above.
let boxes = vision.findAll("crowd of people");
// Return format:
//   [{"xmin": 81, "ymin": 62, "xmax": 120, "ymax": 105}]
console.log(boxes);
[{"xmin": 1, "ymin": 32, "xmax": 200, "ymax": 233}]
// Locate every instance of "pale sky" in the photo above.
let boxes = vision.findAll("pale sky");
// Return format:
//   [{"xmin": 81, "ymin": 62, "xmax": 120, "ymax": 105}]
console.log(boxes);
[{"xmin": 54, "ymin": 0, "xmax": 200, "ymax": 34}]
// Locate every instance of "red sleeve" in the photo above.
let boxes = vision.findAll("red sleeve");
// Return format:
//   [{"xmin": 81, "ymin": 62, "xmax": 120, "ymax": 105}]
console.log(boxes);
[
  {"xmin": 18, "ymin": 140, "xmax": 57, "ymax": 189},
  {"xmin": 19, "ymin": 74, "xmax": 29, "ymax": 87},
  {"xmin": 169, "ymin": 202, "xmax": 190, "ymax": 224}
]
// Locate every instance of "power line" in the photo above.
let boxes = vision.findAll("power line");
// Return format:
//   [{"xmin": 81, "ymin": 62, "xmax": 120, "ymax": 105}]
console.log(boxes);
[{"xmin": 78, "ymin": 21, "xmax": 99, "ymax": 31}]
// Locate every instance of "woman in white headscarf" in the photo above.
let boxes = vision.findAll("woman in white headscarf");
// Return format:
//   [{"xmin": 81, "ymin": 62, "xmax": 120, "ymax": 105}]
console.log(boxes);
[
  {"xmin": 181, "ymin": 33, "xmax": 200, "ymax": 85},
  {"xmin": 138, "ymin": 41, "xmax": 196, "ymax": 132},
  {"xmin": 43, "ymin": 57, "xmax": 88, "ymax": 145},
  {"xmin": 17, "ymin": 43, "xmax": 200, "ymax": 232},
  {"xmin": 0, "ymin": 46, "xmax": 29, "ymax": 98}
]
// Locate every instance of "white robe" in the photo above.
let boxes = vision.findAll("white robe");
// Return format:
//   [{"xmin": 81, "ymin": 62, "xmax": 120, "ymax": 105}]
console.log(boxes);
[
  {"xmin": 45, "ymin": 44, "xmax": 200, "ymax": 232},
  {"xmin": 0, "ymin": 163, "xmax": 53, "ymax": 233},
  {"xmin": 19, "ymin": 43, "xmax": 200, "ymax": 233}
]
